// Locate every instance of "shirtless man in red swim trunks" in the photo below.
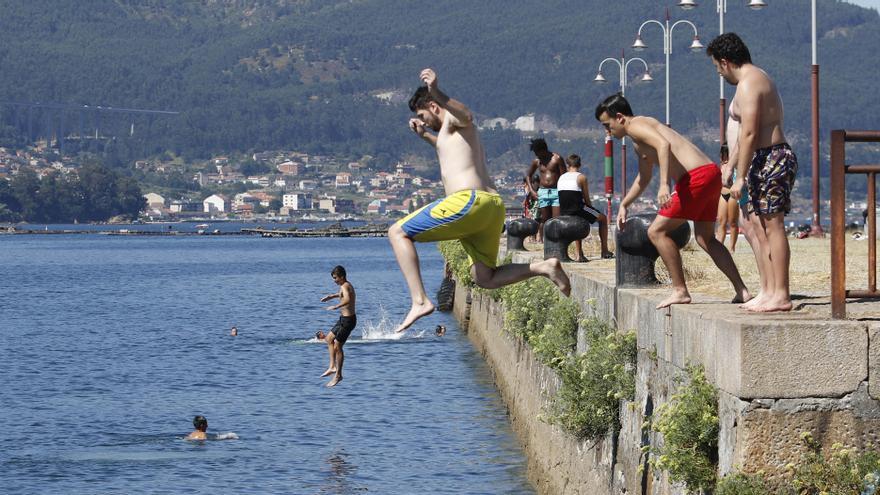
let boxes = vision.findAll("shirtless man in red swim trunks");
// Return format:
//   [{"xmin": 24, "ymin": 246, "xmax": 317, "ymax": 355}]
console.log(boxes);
[{"xmin": 595, "ymin": 93, "xmax": 751, "ymax": 309}]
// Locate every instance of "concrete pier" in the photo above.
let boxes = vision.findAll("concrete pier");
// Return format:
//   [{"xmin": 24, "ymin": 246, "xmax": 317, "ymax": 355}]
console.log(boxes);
[{"xmin": 453, "ymin": 247, "xmax": 880, "ymax": 494}]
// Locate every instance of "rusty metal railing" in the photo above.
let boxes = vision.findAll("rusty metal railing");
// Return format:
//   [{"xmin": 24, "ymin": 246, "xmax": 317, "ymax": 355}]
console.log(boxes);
[{"xmin": 830, "ymin": 129, "xmax": 880, "ymax": 319}]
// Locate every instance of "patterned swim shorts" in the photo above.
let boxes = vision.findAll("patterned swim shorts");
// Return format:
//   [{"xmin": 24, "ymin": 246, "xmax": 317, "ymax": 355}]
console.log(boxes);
[{"xmin": 747, "ymin": 143, "xmax": 798, "ymax": 215}]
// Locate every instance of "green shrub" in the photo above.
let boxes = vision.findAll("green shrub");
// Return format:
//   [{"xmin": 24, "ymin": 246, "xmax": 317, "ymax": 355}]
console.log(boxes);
[
  {"xmin": 438, "ymin": 240, "xmax": 474, "ymax": 287},
  {"xmin": 529, "ymin": 295, "xmax": 579, "ymax": 368},
  {"xmin": 546, "ymin": 317, "xmax": 637, "ymax": 439},
  {"xmin": 497, "ymin": 277, "xmax": 560, "ymax": 343},
  {"xmin": 716, "ymin": 473, "xmax": 775, "ymax": 495},
  {"xmin": 791, "ymin": 432, "xmax": 880, "ymax": 495},
  {"xmin": 649, "ymin": 363, "xmax": 719, "ymax": 494},
  {"xmin": 437, "ymin": 241, "xmax": 511, "ymax": 300}
]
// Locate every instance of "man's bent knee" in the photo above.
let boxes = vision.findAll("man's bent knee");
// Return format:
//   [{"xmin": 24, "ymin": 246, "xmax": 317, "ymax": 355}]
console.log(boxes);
[{"xmin": 471, "ymin": 265, "xmax": 499, "ymax": 289}]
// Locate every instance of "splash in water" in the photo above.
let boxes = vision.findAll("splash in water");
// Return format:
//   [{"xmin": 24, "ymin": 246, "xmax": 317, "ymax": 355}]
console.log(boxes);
[{"xmin": 360, "ymin": 306, "xmax": 428, "ymax": 341}]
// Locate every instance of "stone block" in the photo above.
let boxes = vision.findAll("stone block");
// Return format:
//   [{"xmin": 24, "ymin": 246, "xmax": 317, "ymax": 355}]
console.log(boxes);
[
  {"xmin": 870, "ymin": 323, "xmax": 880, "ymax": 399},
  {"xmin": 714, "ymin": 319, "xmax": 867, "ymax": 398}
]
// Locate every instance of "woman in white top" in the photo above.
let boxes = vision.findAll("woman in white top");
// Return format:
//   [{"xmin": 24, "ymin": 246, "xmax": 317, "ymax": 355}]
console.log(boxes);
[{"xmin": 557, "ymin": 154, "xmax": 613, "ymax": 261}]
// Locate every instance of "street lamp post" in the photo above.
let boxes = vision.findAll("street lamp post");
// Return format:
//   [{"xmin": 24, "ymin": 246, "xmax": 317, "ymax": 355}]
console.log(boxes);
[
  {"xmin": 595, "ymin": 51, "xmax": 653, "ymax": 199},
  {"xmin": 632, "ymin": 8, "xmax": 704, "ymax": 126},
  {"xmin": 678, "ymin": 0, "xmax": 767, "ymax": 143},
  {"xmin": 810, "ymin": 0, "xmax": 823, "ymax": 236}
]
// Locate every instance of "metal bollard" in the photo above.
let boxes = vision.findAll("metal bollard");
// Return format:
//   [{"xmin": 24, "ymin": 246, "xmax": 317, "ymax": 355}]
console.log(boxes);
[
  {"xmin": 615, "ymin": 213, "xmax": 691, "ymax": 287},
  {"xmin": 543, "ymin": 215, "xmax": 591, "ymax": 262},
  {"xmin": 506, "ymin": 217, "xmax": 539, "ymax": 251}
]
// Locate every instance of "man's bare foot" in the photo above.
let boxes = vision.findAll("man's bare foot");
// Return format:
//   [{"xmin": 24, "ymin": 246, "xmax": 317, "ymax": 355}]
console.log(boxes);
[
  {"xmin": 541, "ymin": 258, "xmax": 571, "ymax": 296},
  {"xmin": 601, "ymin": 251, "xmax": 615, "ymax": 259},
  {"xmin": 656, "ymin": 290, "xmax": 692, "ymax": 309},
  {"xmin": 731, "ymin": 288, "xmax": 752, "ymax": 304},
  {"xmin": 320, "ymin": 368, "xmax": 336, "ymax": 378},
  {"xmin": 740, "ymin": 292, "xmax": 769, "ymax": 310},
  {"xmin": 751, "ymin": 298, "xmax": 793, "ymax": 313},
  {"xmin": 394, "ymin": 300, "xmax": 435, "ymax": 333},
  {"xmin": 326, "ymin": 376, "xmax": 342, "ymax": 387}
]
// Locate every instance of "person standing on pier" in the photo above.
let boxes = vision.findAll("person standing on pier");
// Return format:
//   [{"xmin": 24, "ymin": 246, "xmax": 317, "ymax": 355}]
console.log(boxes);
[
  {"xmin": 708, "ymin": 33, "xmax": 798, "ymax": 313},
  {"xmin": 319, "ymin": 265, "xmax": 356, "ymax": 387},
  {"xmin": 557, "ymin": 154, "xmax": 614, "ymax": 261},
  {"xmin": 595, "ymin": 93, "xmax": 751, "ymax": 309},
  {"xmin": 389, "ymin": 68, "xmax": 571, "ymax": 333},
  {"xmin": 524, "ymin": 138, "xmax": 565, "ymax": 243}
]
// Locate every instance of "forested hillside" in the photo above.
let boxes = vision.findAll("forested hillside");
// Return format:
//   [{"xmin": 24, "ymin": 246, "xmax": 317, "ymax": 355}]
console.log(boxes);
[{"xmin": 0, "ymin": 0, "xmax": 877, "ymax": 175}]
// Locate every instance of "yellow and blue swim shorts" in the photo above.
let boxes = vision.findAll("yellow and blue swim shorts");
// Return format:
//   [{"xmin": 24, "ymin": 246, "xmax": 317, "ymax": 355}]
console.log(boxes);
[{"xmin": 396, "ymin": 189, "xmax": 506, "ymax": 268}]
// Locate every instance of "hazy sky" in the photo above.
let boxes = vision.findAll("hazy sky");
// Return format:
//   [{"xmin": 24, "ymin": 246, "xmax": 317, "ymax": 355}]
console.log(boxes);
[{"xmin": 845, "ymin": 0, "xmax": 880, "ymax": 11}]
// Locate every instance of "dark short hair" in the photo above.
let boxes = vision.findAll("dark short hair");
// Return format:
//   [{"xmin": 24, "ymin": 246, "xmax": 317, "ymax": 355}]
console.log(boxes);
[
  {"xmin": 331, "ymin": 265, "xmax": 346, "ymax": 278},
  {"xmin": 529, "ymin": 138, "xmax": 548, "ymax": 153},
  {"xmin": 595, "ymin": 93, "xmax": 634, "ymax": 120},
  {"xmin": 315, "ymin": 330, "xmax": 325, "ymax": 339},
  {"xmin": 193, "ymin": 415, "xmax": 207, "ymax": 430},
  {"xmin": 706, "ymin": 33, "xmax": 752, "ymax": 66},
  {"xmin": 720, "ymin": 143, "xmax": 729, "ymax": 161},
  {"xmin": 408, "ymin": 86, "xmax": 433, "ymax": 112},
  {"xmin": 566, "ymin": 154, "xmax": 581, "ymax": 168}
]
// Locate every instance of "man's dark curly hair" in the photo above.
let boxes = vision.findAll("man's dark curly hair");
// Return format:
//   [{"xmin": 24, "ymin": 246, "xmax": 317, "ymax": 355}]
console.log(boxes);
[
  {"xmin": 408, "ymin": 86, "xmax": 434, "ymax": 112},
  {"xmin": 706, "ymin": 32, "xmax": 752, "ymax": 66}
]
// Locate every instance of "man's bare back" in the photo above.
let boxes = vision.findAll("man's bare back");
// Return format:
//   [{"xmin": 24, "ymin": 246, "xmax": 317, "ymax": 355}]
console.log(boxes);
[{"xmin": 627, "ymin": 116, "xmax": 714, "ymax": 181}]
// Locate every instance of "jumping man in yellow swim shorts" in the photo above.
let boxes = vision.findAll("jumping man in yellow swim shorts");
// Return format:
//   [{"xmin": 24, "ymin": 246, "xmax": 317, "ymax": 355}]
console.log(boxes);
[{"xmin": 388, "ymin": 68, "xmax": 571, "ymax": 333}]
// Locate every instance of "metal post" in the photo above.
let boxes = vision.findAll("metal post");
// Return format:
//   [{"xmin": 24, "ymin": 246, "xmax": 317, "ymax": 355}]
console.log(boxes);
[
  {"xmin": 810, "ymin": 0, "xmax": 824, "ymax": 236},
  {"xmin": 869, "ymin": 172, "xmax": 876, "ymax": 293},
  {"xmin": 718, "ymin": 0, "xmax": 726, "ymax": 143},
  {"xmin": 830, "ymin": 130, "xmax": 846, "ymax": 319}
]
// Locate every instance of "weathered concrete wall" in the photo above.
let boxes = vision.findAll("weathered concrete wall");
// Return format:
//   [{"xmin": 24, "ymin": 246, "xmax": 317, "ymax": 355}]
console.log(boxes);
[
  {"xmin": 464, "ymin": 289, "xmax": 616, "ymax": 495},
  {"xmin": 452, "ymin": 247, "xmax": 880, "ymax": 495}
]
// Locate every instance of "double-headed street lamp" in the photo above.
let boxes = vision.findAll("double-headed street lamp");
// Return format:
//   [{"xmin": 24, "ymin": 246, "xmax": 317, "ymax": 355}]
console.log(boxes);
[
  {"xmin": 594, "ymin": 51, "xmax": 653, "ymax": 197},
  {"xmin": 632, "ymin": 8, "xmax": 704, "ymax": 126},
  {"xmin": 678, "ymin": 0, "xmax": 767, "ymax": 143}
]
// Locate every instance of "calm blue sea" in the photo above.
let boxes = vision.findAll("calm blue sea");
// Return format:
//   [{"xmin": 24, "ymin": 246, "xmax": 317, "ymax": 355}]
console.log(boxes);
[{"xmin": 0, "ymin": 235, "xmax": 535, "ymax": 495}]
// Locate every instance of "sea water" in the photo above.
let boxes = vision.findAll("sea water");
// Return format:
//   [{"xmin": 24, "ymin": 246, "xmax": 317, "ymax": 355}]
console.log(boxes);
[{"xmin": 0, "ymin": 235, "xmax": 534, "ymax": 494}]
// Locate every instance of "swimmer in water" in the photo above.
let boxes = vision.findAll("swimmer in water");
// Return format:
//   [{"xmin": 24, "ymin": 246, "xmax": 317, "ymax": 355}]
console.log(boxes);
[
  {"xmin": 230, "ymin": 326, "xmax": 238, "ymax": 336},
  {"xmin": 186, "ymin": 415, "xmax": 208, "ymax": 441},
  {"xmin": 435, "ymin": 325, "xmax": 446, "ymax": 336}
]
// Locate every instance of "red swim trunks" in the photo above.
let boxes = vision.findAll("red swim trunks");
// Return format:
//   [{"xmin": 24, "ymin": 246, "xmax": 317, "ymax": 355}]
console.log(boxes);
[{"xmin": 658, "ymin": 163, "xmax": 721, "ymax": 222}]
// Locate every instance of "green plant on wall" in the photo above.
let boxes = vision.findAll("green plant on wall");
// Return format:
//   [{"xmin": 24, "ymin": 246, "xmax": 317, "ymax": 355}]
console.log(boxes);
[
  {"xmin": 546, "ymin": 316, "xmax": 637, "ymax": 439},
  {"xmin": 438, "ymin": 240, "xmax": 475, "ymax": 287},
  {"xmin": 497, "ymin": 277, "xmax": 562, "ymax": 344},
  {"xmin": 715, "ymin": 433, "xmax": 880, "ymax": 494},
  {"xmin": 791, "ymin": 432, "xmax": 880, "ymax": 495},
  {"xmin": 715, "ymin": 473, "xmax": 776, "ymax": 495},
  {"xmin": 649, "ymin": 363, "xmax": 719, "ymax": 494},
  {"xmin": 437, "ymin": 240, "xmax": 511, "ymax": 299}
]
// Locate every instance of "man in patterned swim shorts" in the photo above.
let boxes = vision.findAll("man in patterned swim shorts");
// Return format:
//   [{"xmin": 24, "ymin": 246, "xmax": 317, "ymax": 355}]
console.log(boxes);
[{"xmin": 709, "ymin": 32, "xmax": 798, "ymax": 312}]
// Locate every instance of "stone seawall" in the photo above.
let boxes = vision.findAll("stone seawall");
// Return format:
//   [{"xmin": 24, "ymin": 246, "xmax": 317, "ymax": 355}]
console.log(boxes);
[{"xmin": 453, "ymin": 249, "xmax": 880, "ymax": 494}]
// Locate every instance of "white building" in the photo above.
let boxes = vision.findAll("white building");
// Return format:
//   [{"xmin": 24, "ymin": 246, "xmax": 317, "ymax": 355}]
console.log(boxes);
[
  {"xmin": 282, "ymin": 192, "xmax": 313, "ymax": 211},
  {"xmin": 514, "ymin": 114, "xmax": 536, "ymax": 132},
  {"xmin": 299, "ymin": 180, "xmax": 318, "ymax": 190},
  {"xmin": 143, "ymin": 192, "xmax": 165, "ymax": 209},
  {"xmin": 203, "ymin": 194, "xmax": 227, "ymax": 214}
]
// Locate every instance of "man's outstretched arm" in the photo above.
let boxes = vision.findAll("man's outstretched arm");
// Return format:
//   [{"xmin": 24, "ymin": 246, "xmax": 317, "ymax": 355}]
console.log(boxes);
[{"xmin": 421, "ymin": 68, "xmax": 472, "ymax": 127}]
